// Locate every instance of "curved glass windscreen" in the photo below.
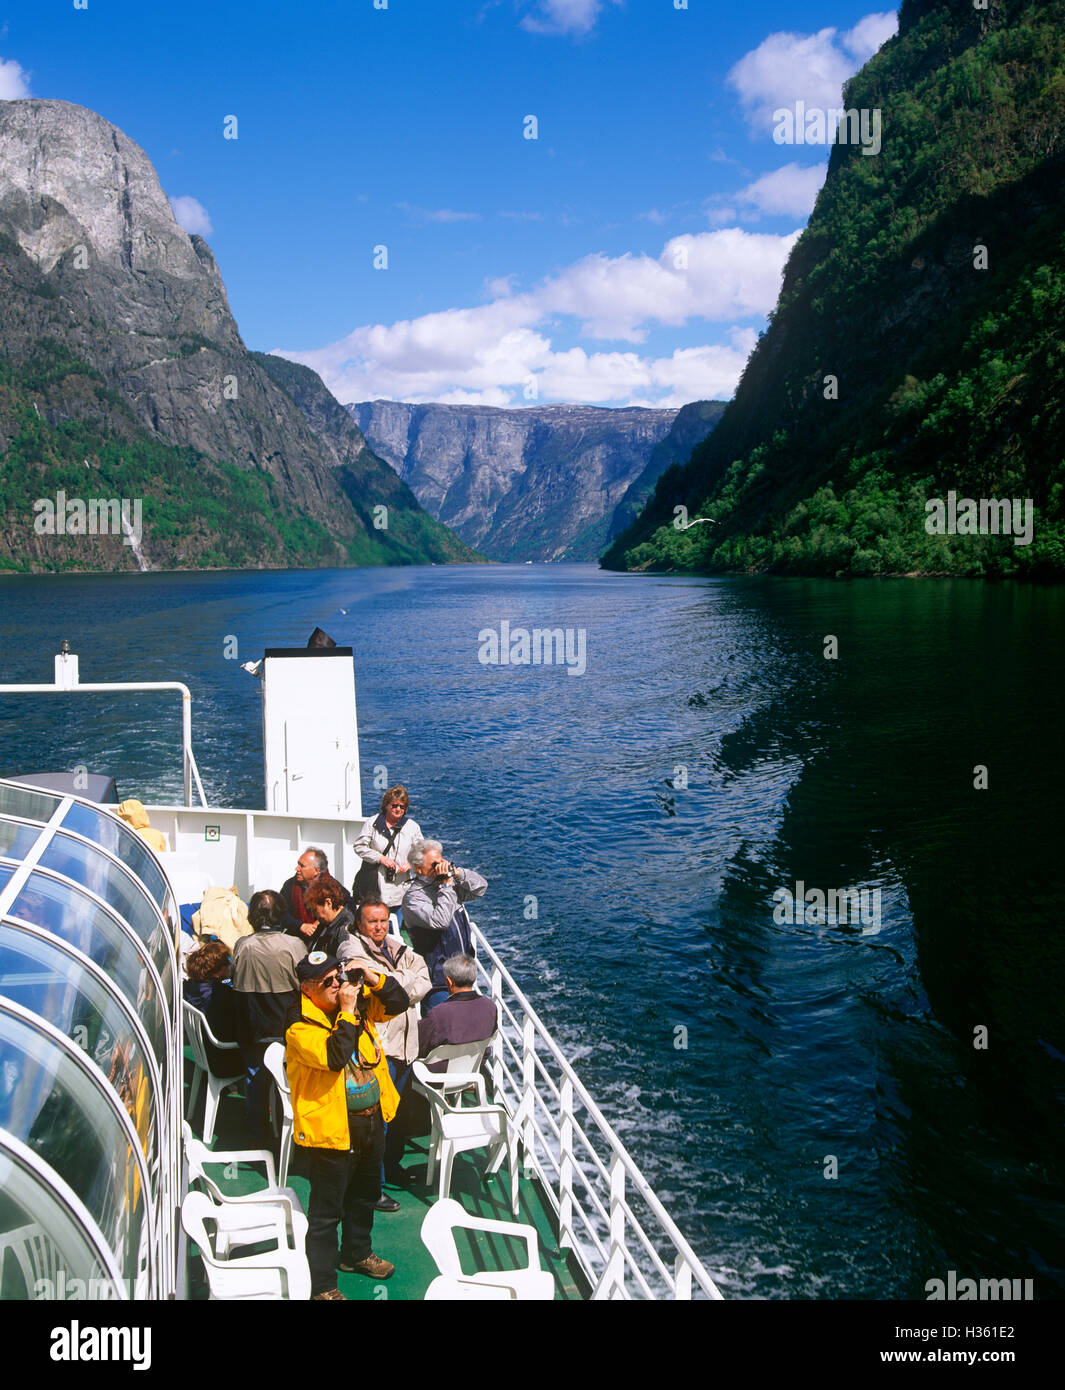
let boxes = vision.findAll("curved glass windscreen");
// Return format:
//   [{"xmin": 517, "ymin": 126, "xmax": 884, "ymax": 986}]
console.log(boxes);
[
  {"xmin": 33, "ymin": 839, "xmax": 174, "ymax": 998},
  {"xmin": 0, "ymin": 785, "xmax": 59, "ymax": 824},
  {"xmin": 60, "ymin": 804, "xmax": 170, "ymax": 911},
  {"xmin": 0, "ymin": 1143, "xmax": 120, "ymax": 1300},
  {"xmin": 0, "ymin": 777, "xmax": 180, "ymax": 1300},
  {"xmin": 10, "ymin": 872, "xmax": 171, "ymax": 1054},
  {"xmin": 0, "ymin": 926, "xmax": 159, "ymax": 1185},
  {"xmin": 0, "ymin": 819, "xmax": 41, "ymax": 862},
  {"xmin": 0, "ymin": 1006, "xmax": 150, "ymax": 1292}
]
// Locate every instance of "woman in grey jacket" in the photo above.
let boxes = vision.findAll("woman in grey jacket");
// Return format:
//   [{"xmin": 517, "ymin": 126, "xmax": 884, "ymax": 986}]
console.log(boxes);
[{"xmin": 352, "ymin": 785, "xmax": 423, "ymax": 913}]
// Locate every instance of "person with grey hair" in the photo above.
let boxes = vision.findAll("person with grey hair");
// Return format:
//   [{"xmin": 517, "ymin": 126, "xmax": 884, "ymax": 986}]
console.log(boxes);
[
  {"xmin": 279, "ymin": 847, "xmax": 353, "ymax": 933},
  {"xmin": 417, "ymin": 953, "xmax": 497, "ymax": 1063},
  {"xmin": 402, "ymin": 840, "xmax": 486, "ymax": 1014}
]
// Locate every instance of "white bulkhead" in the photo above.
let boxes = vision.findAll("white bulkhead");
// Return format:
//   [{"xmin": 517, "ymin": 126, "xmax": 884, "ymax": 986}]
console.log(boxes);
[{"xmin": 261, "ymin": 646, "xmax": 362, "ymax": 817}]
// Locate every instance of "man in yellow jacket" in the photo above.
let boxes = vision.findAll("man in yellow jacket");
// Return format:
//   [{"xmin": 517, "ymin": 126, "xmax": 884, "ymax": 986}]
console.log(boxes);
[{"xmin": 286, "ymin": 950, "xmax": 410, "ymax": 1299}]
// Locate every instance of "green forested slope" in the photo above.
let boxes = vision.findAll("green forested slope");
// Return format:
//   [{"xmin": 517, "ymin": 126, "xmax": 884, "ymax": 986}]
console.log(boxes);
[{"xmin": 603, "ymin": 0, "xmax": 1065, "ymax": 579}]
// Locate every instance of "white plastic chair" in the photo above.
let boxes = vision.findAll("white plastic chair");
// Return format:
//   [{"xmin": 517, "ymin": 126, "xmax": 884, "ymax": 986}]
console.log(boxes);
[
  {"xmin": 412, "ymin": 1060, "xmax": 518, "ymax": 1215},
  {"xmin": 262, "ymin": 1042, "xmax": 294, "ymax": 1187},
  {"xmin": 181, "ymin": 1191, "xmax": 310, "ymax": 1300},
  {"xmin": 420, "ymin": 1198, "xmax": 553, "ymax": 1300},
  {"xmin": 0, "ymin": 1223, "xmax": 65, "ymax": 1299},
  {"xmin": 182, "ymin": 1125, "xmax": 307, "ymax": 1256},
  {"xmin": 183, "ymin": 1001, "xmax": 243, "ymax": 1144},
  {"xmin": 414, "ymin": 1034, "xmax": 498, "ymax": 1099}
]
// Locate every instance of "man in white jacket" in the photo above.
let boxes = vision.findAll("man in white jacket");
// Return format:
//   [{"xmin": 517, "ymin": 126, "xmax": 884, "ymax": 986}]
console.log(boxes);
[{"xmin": 354, "ymin": 897, "xmax": 431, "ymax": 1202}]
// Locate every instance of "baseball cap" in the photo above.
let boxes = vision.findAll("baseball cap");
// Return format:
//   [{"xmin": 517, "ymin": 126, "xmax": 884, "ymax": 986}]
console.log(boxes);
[{"xmin": 297, "ymin": 951, "xmax": 340, "ymax": 982}]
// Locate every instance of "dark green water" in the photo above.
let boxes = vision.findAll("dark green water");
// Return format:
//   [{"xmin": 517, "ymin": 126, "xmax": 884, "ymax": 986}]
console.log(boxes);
[{"xmin": 0, "ymin": 565, "xmax": 1062, "ymax": 1298}]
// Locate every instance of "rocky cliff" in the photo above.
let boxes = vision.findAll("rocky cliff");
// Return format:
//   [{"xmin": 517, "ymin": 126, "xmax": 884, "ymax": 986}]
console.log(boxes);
[
  {"xmin": 347, "ymin": 399, "xmax": 688, "ymax": 562},
  {"xmin": 0, "ymin": 99, "xmax": 474, "ymax": 571},
  {"xmin": 607, "ymin": 400, "xmax": 727, "ymax": 542},
  {"xmin": 603, "ymin": 0, "xmax": 1065, "ymax": 579}
]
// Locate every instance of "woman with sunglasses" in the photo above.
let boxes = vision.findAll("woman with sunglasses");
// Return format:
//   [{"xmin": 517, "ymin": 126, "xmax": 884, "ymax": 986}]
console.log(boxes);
[{"xmin": 352, "ymin": 784, "xmax": 422, "ymax": 914}]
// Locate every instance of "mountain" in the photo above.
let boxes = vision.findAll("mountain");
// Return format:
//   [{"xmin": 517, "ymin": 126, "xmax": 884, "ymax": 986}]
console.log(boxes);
[
  {"xmin": 249, "ymin": 353, "xmax": 478, "ymax": 564},
  {"xmin": 347, "ymin": 400, "xmax": 702, "ymax": 562},
  {"xmin": 0, "ymin": 99, "xmax": 477, "ymax": 571},
  {"xmin": 603, "ymin": 0, "xmax": 1065, "ymax": 580},
  {"xmin": 606, "ymin": 400, "xmax": 727, "ymax": 542}
]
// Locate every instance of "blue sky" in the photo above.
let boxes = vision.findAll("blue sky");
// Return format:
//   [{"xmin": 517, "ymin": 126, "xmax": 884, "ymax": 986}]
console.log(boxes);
[{"xmin": 1, "ymin": 0, "xmax": 897, "ymax": 407}]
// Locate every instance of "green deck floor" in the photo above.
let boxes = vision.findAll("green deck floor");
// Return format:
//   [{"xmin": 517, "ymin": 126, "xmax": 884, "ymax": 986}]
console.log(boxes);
[{"xmin": 184, "ymin": 1055, "xmax": 587, "ymax": 1300}]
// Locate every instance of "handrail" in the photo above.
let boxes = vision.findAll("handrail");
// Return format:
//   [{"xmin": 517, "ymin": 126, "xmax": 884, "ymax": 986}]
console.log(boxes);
[
  {"xmin": 0, "ymin": 668, "xmax": 208, "ymax": 809},
  {"xmin": 472, "ymin": 921, "xmax": 724, "ymax": 1301}
]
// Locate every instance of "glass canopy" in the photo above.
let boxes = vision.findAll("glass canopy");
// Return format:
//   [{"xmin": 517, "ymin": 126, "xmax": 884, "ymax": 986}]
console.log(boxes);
[{"xmin": 0, "ymin": 781, "xmax": 181, "ymax": 1301}]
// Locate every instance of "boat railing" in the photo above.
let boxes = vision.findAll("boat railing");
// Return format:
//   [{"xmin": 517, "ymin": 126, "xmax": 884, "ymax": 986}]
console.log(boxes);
[
  {"xmin": 470, "ymin": 921, "xmax": 723, "ymax": 1301},
  {"xmin": 0, "ymin": 650, "xmax": 208, "ymax": 809}
]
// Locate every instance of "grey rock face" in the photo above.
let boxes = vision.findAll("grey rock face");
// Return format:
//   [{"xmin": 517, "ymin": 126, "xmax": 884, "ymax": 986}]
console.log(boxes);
[
  {"xmin": 348, "ymin": 400, "xmax": 681, "ymax": 561},
  {"xmin": 607, "ymin": 400, "xmax": 726, "ymax": 541},
  {"xmin": 0, "ymin": 99, "xmax": 441, "ymax": 557}
]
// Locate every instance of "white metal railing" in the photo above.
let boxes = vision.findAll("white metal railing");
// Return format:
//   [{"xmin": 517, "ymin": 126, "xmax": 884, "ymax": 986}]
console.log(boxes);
[
  {"xmin": 470, "ymin": 921, "xmax": 724, "ymax": 1301},
  {"xmin": 0, "ymin": 648, "xmax": 208, "ymax": 808}
]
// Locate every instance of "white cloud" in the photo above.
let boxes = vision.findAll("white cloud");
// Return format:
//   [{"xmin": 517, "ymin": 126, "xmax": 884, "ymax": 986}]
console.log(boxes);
[
  {"xmin": 842, "ymin": 12, "xmax": 899, "ymax": 62},
  {"xmin": 169, "ymin": 195, "xmax": 212, "ymax": 236},
  {"xmin": 396, "ymin": 202, "xmax": 481, "ymax": 223},
  {"xmin": 521, "ymin": 0, "xmax": 619, "ymax": 37},
  {"xmin": 735, "ymin": 162, "xmax": 827, "ymax": 219},
  {"xmin": 273, "ymin": 229, "xmax": 797, "ymax": 407},
  {"xmin": 727, "ymin": 11, "xmax": 897, "ymax": 138},
  {"xmin": 0, "ymin": 54, "xmax": 31, "ymax": 100},
  {"xmin": 538, "ymin": 228, "xmax": 800, "ymax": 340}
]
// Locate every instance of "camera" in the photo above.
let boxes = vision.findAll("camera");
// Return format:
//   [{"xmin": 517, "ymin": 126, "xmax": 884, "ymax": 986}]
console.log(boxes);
[
  {"xmin": 340, "ymin": 966, "xmax": 364, "ymax": 986},
  {"xmin": 433, "ymin": 863, "xmax": 452, "ymax": 880}
]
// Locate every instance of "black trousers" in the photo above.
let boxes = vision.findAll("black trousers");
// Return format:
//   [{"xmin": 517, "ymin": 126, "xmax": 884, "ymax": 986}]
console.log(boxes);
[{"xmin": 304, "ymin": 1109, "xmax": 384, "ymax": 1294}]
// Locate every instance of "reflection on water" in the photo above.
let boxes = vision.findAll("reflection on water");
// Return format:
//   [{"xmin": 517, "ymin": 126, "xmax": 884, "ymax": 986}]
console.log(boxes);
[{"xmin": 0, "ymin": 565, "xmax": 1062, "ymax": 1298}]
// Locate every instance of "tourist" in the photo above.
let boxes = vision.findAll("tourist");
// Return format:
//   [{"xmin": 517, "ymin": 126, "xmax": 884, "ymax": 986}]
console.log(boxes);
[
  {"xmin": 286, "ymin": 951, "xmax": 409, "ymax": 1298},
  {"xmin": 352, "ymin": 785, "xmax": 422, "ymax": 914},
  {"xmin": 232, "ymin": 889, "xmax": 307, "ymax": 1144},
  {"xmin": 353, "ymin": 897, "xmax": 430, "ymax": 1200},
  {"xmin": 402, "ymin": 840, "xmax": 487, "ymax": 1013},
  {"xmin": 184, "ymin": 941, "xmax": 240, "ymax": 1072},
  {"xmin": 278, "ymin": 848, "xmax": 353, "ymax": 932},
  {"xmin": 417, "ymin": 954, "xmax": 497, "ymax": 1066}
]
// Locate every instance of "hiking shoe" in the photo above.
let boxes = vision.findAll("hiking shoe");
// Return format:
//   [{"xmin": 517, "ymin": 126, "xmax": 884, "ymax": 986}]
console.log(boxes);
[
  {"xmin": 340, "ymin": 1253, "xmax": 395, "ymax": 1279},
  {"xmin": 375, "ymin": 1194, "xmax": 401, "ymax": 1212},
  {"xmin": 312, "ymin": 1287, "xmax": 347, "ymax": 1301}
]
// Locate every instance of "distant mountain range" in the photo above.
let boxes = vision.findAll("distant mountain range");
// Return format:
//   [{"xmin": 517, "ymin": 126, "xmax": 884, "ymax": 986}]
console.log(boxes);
[
  {"xmin": 348, "ymin": 399, "xmax": 724, "ymax": 562},
  {"xmin": 0, "ymin": 99, "xmax": 479, "ymax": 572},
  {"xmin": 604, "ymin": 0, "xmax": 1065, "ymax": 579}
]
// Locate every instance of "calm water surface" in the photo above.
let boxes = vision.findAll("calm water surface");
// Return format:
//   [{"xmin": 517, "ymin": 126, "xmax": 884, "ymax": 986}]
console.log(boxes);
[{"xmin": 1, "ymin": 564, "xmax": 1062, "ymax": 1299}]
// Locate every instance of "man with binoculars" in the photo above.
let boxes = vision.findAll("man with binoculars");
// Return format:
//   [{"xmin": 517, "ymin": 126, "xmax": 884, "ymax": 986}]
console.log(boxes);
[{"xmin": 402, "ymin": 839, "xmax": 487, "ymax": 1014}]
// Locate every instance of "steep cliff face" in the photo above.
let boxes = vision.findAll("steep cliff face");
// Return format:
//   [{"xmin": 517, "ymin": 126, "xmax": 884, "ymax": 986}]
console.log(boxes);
[
  {"xmin": 604, "ymin": 0, "xmax": 1065, "ymax": 579},
  {"xmin": 0, "ymin": 99, "xmax": 469, "ymax": 571},
  {"xmin": 251, "ymin": 354, "xmax": 481, "ymax": 564},
  {"xmin": 348, "ymin": 400, "xmax": 680, "ymax": 561},
  {"xmin": 607, "ymin": 400, "xmax": 726, "ymax": 542}
]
